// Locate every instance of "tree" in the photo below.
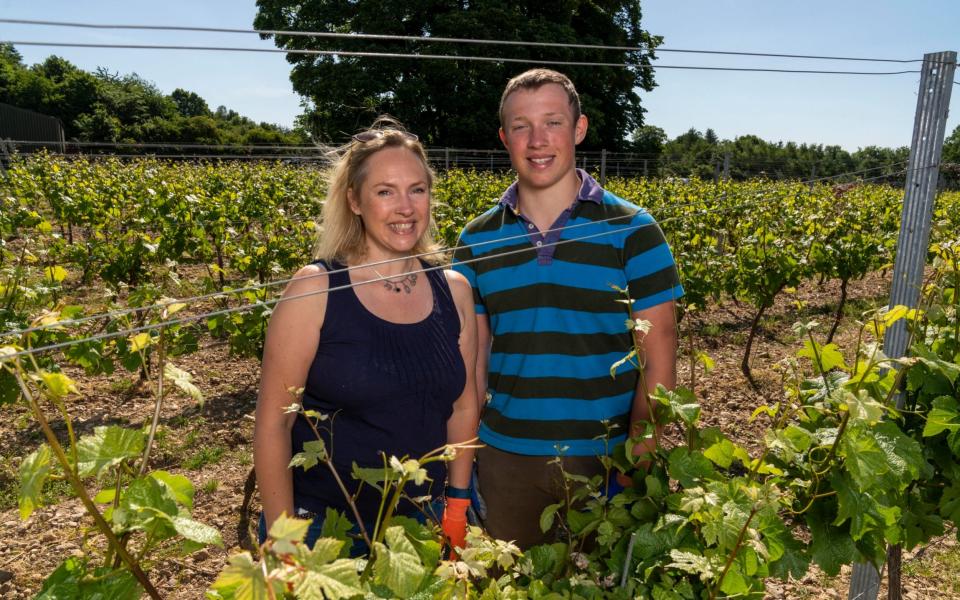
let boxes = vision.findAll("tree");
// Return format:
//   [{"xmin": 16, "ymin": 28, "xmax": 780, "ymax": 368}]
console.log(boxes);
[
  {"xmin": 946, "ymin": 125, "xmax": 960, "ymax": 164},
  {"xmin": 253, "ymin": 0, "xmax": 661, "ymax": 149},
  {"xmin": 171, "ymin": 88, "xmax": 211, "ymax": 118},
  {"xmin": 630, "ymin": 124, "xmax": 666, "ymax": 154},
  {"xmin": 943, "ymin": 125, "xmax": 960, "ymax": 187},
  {"xmin": 661, "ymin": 128, "xmax": 716, "ymax": 179}
]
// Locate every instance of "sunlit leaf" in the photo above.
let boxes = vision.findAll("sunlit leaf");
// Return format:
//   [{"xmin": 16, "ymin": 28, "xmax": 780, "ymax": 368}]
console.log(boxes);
[
  {"xmin": 76, "ymin": 426, "xmax": 145, "ymax": 478},
  {"xmin": 164, "ymin": 363, "xmax": 204, "ymax": 406},
  {"xmin": 19, "ymin": 444, "xmax": 52, "ymax": 520}
]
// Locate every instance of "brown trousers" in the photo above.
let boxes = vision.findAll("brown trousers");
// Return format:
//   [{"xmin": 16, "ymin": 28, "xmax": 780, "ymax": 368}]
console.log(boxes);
[{"xmin": 476, "ymin": 444, "xmax": 607, "ymax": 550}]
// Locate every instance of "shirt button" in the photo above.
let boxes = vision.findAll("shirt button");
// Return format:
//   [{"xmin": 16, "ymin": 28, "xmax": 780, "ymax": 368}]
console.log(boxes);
[
  {"xmin": 527, "ymin": 223, "xmax": 534, "ymax": 230},
  {"xmin": 536, "ymin": 241, "xmax": 543, "ymax": 247}
]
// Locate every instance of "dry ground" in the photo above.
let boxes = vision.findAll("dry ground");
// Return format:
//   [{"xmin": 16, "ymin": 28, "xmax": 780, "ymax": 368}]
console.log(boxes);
[{"xmin": 1, "ymin": 270, "xmax": 958, "ymax": 599}]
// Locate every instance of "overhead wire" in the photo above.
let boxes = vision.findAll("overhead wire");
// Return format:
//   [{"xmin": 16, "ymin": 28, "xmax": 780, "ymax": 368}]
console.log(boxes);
[
  {"xmin": 1, "ymin": 41, "xmax": 924, "ymax": 75},
  {"xmin": 1, "ymin": 18, "xmax": 955, "ymax": 66},
  {"xmin": 0, "ymin": 160, "xmax": 920, "ymax": 357}
]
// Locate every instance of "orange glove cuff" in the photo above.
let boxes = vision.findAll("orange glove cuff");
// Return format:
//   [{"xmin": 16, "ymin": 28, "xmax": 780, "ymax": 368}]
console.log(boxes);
[{"xmin": 444, "ymin": 497, "xmax": 470, "ymax": 520}]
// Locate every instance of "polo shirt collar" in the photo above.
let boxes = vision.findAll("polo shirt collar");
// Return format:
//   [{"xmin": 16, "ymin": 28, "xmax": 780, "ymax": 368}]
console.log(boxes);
[{"xmin": 499, "ymin": 168, "xmax": 603, "ymax": 214}]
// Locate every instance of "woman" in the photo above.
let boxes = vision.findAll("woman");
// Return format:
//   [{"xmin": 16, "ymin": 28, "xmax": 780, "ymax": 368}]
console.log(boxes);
[{"xmin": 253, "ymin": 120, "xmax": 478, "ymax": 553}]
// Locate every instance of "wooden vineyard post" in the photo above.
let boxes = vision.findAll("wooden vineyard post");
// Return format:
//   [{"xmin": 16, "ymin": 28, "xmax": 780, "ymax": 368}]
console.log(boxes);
[{"xmin": 847, "ymin": 49, "xmax": 956, "ymax": 600}]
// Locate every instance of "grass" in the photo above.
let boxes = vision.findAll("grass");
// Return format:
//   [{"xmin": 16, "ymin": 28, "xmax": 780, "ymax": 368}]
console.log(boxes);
[
  {"xmin": 201, "ymin": 479, "xmax": 220, "ymax": 494},
  {"xmin": 183, "ymin": 445, "xmax": 226, "ymax": 470},
  {"xmin": 234, "ymin": 450, "xmax": 253, "ymax": 467},
  {"xmin": 902, "ymin": 539, "xmax": 960, "ymax": 593},
  {"xmin": 0, "ymin": 455, "xmax": 18, "ymax": 511},
  {"xmin": 108, "ymin": 376, "xmax": 138, "ymax": 395}
]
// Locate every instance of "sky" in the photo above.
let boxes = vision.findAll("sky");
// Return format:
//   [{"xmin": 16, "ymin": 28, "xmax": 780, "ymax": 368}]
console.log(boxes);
[{"xmin": 0, "ymin": 1, "xmax": 958, "ymax": 151}]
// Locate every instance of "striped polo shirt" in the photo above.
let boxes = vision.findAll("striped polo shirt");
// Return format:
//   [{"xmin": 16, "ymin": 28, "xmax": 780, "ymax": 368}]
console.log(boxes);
[{"xmin": 453, "ymin": 170, "xmax": 684, "ymax": 456}]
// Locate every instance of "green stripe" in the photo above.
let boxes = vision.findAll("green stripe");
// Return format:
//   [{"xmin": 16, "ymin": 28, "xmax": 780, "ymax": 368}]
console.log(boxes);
[
  {"xmin": 628, "ymin": 266, "xmax": 682, "ymax": 301},
  {"xmin": 553, "ymin": 241, "xmax": 622, "ymax": 269},
  {"xmin": 485, "ymin": 283, "xmax": 623, "ymax": 314},
  {"xmin": 453, "ymin": 244, "xmax": 474, "ymax": 263},
  {"xmin": 575, "ymin": 199, "xmax": 638, "ymax": 220},
  {"xmin": 493, "ymin": 331, "xmax": 631, "ymax": 356},
  {"xmin": 463, "ymin": 206, "xmax": 515, "ymax": 234},
  {"xmin": 482, "ymin": 407, "xmax": 630, "ymax": 441},
  {"xmin": 489, "ymin": 372, "xmax": 638, "ymax": 400},
  {"xmin": 624, "ymin": 224, "xmax": 671, "ymax": 256},
  {"xmin": 472, "ymin": 242, "xmax": 537, "ymax": 275}
]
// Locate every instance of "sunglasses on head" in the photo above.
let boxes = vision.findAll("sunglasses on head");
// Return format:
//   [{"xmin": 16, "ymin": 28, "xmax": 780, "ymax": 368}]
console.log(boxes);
[{"xmin": 351, "ymin": 130, "xmax": 419, "ymax": 143}]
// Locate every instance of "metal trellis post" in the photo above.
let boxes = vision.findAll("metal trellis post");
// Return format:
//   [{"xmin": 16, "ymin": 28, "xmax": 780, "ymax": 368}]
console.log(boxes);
[
  {"xmin": 847, "ymin": 49, "xmax": 956, "ymax": 600},
  {"xmin": 600, "ymin": 149, "xmax": 607, "ymax": 187}
]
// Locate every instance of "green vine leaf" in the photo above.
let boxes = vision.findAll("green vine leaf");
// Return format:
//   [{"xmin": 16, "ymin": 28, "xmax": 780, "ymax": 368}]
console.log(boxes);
[
  {"xmin": 798, "ymin": 339, "xmax": 848, "ymax": 374},
  {"xmin": 539, "ymin": 502, "xmax": 563, "ymax": 534},
  {"xmin": 114, "ymin": 475, "xmax": 179, "ymax": 542},
  {"xmin": 209, "ymin": 551, "xmax": 270, "ymax": 600},
  {"xmin": 289, "ymin": 440, "xmax": 329, "ymax": 472},
  {"xmin": 923, "ymin": 396, "xmax": 960, "ymax": 437},
  {"xmin": 164, "ymin": 363, "xmax": 204, "ymax": 406},
  {"xmin": 295, "ymin": 559, "xmax": 364, "ymax": 600},
  {"xmin": 808, "ymin": 502, "xmax": 859, "ymax": 576},
  {"xmin": 75, "ymin": 425, "xmax": 145, "ymax": 479},
  {"xmin": 373, "ymin": 526, "xmax": 426, "ymax": 598},
  {"xmin": 149, "ymin": 470, "xmax": 195, "ymax": 509},
  {"xmin": 171, "ymin": 515, "xmax": 224, "ymax": 547},
  {"xmin": 667, "ymin": 448, "xmax": 715, "ymax": 488},
  {"xmin": 39, "ymin": 371, "xmax": 77, "ymax": 400},
  {"xmin": 18, "ymin": 443, "xmax": 52, "ymax": 520},
  {"xmin": 36, "ymin": 557, "xmax": 141, "ymax": 600},
  {"xmin": 268, "ymin": 512, "xmax": 312, "ymax": 555}
]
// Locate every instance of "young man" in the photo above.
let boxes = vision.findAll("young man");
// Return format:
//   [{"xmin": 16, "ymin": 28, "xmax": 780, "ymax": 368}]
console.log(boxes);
[{"xmin": 453, "ymin": 69, "xmax": 683, "ymax": 549}]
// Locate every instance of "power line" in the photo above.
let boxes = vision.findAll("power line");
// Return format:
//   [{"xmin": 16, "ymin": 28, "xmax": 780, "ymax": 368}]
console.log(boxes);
[
  {"xmin": 0, "ymin": 159, "xmax": 915, "ymax": 342},
  {"xmin": 4, "ymin": 140, "xmax": 324, "ymax": 151},
  {"xmin": 0, "ymin": 18, "xmax": 952, "ymax": 66},
  {"xmin": 2, "ymin": 40, "xmax": 627, "ymax": 69},
  {"xmin": 1, "ymin": 41, "xmax": 924, "ymax": 75}
]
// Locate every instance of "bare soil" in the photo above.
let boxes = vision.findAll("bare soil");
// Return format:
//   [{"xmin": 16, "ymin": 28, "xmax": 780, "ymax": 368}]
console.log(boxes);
[{"xmin": 1, "ymin": 270, "xmax": 958, "ymax": 599}]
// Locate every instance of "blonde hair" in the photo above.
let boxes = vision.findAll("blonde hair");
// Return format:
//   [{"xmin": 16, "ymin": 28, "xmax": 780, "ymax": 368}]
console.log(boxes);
[
  {"xmin": 314, "ymin": 117, "xmax": 440, "ymax": 264},
  {"xmin": 499, "ymin": 68, "xmax": 581, "ymax": 127}
]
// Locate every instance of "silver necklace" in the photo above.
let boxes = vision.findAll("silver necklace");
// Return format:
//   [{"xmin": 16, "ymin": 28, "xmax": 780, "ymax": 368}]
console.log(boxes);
[{"xmin": 371, "ymin": 266, "xmax": 418, "ymax": 294}]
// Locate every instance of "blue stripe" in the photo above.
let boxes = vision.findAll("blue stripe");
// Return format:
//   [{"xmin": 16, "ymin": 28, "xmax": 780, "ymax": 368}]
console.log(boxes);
[
  {"xmin": 451, "ymin": 261, "xmax": 475, "ymax": 286},
  {"xmin": 488, "ymin": 391, "xmax": 634, "ymax": 421},
  {"xmin": 476, "ymin": 258, "xmax": 628, "ymax": 296},
  {"xmin": 490, "ymin": 351, "xmax": 638, "ymax": 379},
  {"xmin": 490, "ymin": 307, "xmax": 625, "ymax": 334},
  {"xmin": 625, "ymin": 243, "xmax": 679, "ymax": 278},
  {"xmin": 478, "ymin": 424, "xmax": 627, "ymax": 456}
]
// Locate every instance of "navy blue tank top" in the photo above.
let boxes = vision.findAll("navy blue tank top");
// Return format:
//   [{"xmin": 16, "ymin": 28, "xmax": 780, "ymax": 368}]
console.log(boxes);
[{"xmin": 290, "ymin": 259, "xmax": 466, "ymax": 522}]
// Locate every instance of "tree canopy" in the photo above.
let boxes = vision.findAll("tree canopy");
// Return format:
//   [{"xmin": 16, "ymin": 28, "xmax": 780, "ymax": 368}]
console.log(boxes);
[
  {"xmin": 630, "ymin": 125, "xmax": 912, "ymax": 183},
  {"xmin": 254, "ymin": 0, "xmax": 660, "ymax": 150},
  {"xmin": 0, "ymin": 43, "xmax": 306, "ymax": 148}
]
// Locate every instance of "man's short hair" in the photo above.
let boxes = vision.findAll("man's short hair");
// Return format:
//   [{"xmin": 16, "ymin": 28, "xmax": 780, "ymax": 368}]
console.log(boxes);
[{"xmin": 499, "ymin": 68, "xmax": 581, "ymax": 127}]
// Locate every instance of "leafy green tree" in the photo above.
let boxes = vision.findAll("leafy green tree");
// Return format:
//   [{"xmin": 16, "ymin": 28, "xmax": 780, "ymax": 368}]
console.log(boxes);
[
  {"xmin": 0, "ymin": 50, "xmax": 308, "ymax": 148},
  {"xmin": 704, "ymin": 127, "xmax": 719, "ymax": 146},
  {"xmin": 630, "ymin": 124, "xmax": 666, "ymax": 155},
  {"xmin": 661, "ymin": 128, "xmax": 717, "ymax": 179},
  {"xmin": 170, "ymin": 88, "xmax": 211, "ymax": 118},
  {"xmin": 73, "ymin": 105, "xmax": 125, "ymax": 141},
  {"xmin": 945, "ymin": 125, "xmax": 960, "ymax": 165},
  {"xmin": 943, "ymin": 125, "xmax": 960, "ymax": 188},
  {"xmin": 254, "ymin": 0, "xmax": 660, "ymax": 149}
]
